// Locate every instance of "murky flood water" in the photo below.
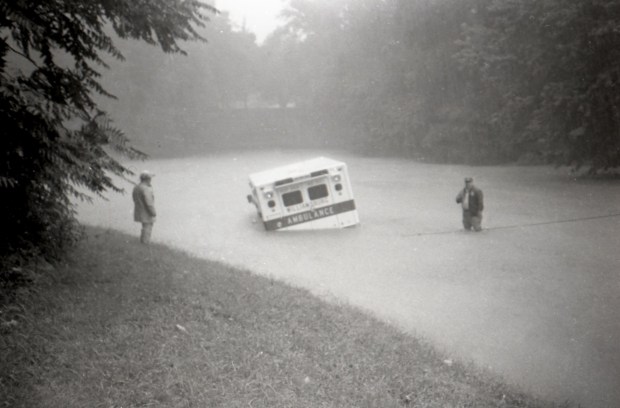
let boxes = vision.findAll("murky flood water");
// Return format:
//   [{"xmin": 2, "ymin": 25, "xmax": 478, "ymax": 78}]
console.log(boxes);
[{"xmin": 77, "ymin": 150, "xmax": 620, "ymax": 408}]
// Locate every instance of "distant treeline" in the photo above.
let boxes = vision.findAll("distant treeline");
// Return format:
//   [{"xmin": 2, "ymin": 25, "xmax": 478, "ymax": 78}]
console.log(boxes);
[
  {"xmin": 262, "ymin": 0, "xmax": 620, "ymax": 171},
  {"xmin": 101, "ymin": 0, "xmax": 620, "ymax": 172}
]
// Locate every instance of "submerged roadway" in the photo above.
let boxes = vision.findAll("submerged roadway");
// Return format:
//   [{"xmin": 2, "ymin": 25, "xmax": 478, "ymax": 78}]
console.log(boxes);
[{"xmin": 78, "ymin": 150, "xmax": 620, "ymax": 408}]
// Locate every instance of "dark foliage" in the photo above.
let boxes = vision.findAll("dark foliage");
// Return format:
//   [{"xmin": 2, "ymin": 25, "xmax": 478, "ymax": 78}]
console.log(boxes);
[
  {"xmin": 260, "ymin": 0, "xmax": 620, "ymax": 172},
  {"xmin": 0, "ymin": 0, "xmax": 214, "ymax": 283}
]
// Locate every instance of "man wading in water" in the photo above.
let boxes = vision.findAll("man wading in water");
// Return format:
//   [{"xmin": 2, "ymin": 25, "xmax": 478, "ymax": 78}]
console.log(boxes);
[{"xmin": 456, "ymin": 177, "xmax": 484, "ymax": 232}]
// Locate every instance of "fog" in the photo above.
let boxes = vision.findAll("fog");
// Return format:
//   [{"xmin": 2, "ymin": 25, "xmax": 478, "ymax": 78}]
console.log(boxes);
[
  {"xmin": 3, "ymin": 1, "xmax": 619, "ymax": 406},
  {"xmin": 81, "ymin": 2, "xmax": 620, "ymax": 407},
  {"xmin": 94, "ymin": 0, "xmax": 619, "ymax": 172}
]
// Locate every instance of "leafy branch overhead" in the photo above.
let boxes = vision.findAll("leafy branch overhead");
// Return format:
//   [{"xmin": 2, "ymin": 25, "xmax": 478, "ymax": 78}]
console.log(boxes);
[{"xmin": 0, "ymin": 0, "xmax": 215, "ymax": 262}]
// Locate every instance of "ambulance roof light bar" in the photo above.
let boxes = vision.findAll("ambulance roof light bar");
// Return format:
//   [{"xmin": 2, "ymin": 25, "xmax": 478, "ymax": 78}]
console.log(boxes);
[
  {"xmin": 274, "ymin": 169, "xmax": 330, "ymax": 188},
  {"xmin": 274, "ymin": 177, "xmax": 294, "ymax": 187}
]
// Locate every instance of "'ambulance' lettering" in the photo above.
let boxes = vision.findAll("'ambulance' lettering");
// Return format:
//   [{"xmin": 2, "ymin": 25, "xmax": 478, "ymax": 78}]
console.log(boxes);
[
  {"xmin": 263, "ymin": 199, "xmax": 356, "ymax": 231},
  {"xmin": 286, "ymin": 205, "xmax": 336, "ymax": 226}
]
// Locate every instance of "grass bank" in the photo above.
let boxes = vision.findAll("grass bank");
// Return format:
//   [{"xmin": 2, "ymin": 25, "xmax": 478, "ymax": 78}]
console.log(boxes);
[{"xmin": 1, "ymin": 227, "xmax": 564, "ymax": 408}]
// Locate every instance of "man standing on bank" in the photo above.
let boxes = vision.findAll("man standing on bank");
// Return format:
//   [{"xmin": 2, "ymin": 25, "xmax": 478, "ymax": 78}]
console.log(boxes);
[
  {"xmin": 133, "ymin": 170, "xmax": 157, "ymax": 244},
  {"xmin": 456, "ymin": 177, "xmax": 484, "ymax": 232}
]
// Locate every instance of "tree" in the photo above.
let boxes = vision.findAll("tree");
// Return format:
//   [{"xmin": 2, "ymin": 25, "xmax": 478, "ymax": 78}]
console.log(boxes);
[
  {"xmin": 268, "ymin": 0, "xmax": 620, "ymax": 169},
  {"xmin": 271, "ymin": 0, "xmax": 483, "ymax": 159},
  {"xmin": 456, "ymin": 0, "xmax": 620, "ymax": 172},
  {"xmin": 0, "ymin": 0, "xmax": 214, "ymax": 271},
  {"xmin": 259, "ymin": 27, "xmax": 301, "ymax": 108}
]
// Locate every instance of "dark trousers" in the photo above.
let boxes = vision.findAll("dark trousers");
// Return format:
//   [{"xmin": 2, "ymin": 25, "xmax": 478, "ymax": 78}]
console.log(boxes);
[
  {"xmin": 462, "ymin": 210, "xmax": 482, "ymax": 231},
  {"xmin": 140, "ymin": 222, "xmax": 154, "ymax": 243}
]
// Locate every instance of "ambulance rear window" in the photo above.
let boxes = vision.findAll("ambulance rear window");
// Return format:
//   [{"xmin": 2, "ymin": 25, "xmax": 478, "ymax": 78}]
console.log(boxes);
[
  {"xmin": 308, "ymin": 184, "xmax": 329, "ymax": 200},
  {"xmin": 282, "ymin": 190, "xmax": 303, "ymax": 206}
]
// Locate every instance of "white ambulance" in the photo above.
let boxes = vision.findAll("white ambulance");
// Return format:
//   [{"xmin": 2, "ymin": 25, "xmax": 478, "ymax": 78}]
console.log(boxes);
[{"xmin": 246, "ymin": 157, "xmax": 360, "ymax": 231}]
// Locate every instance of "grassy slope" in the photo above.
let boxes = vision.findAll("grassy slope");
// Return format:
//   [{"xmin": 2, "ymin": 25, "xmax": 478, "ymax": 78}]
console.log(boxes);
[{"xmin": 1, "ymin": 227, "xmax": 563, "ymax": 408}]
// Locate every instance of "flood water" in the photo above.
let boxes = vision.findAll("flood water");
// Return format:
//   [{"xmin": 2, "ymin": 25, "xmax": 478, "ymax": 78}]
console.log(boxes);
[{"xmin": 77, "ymin": 150, "xmax": 620, "ymax": 408}]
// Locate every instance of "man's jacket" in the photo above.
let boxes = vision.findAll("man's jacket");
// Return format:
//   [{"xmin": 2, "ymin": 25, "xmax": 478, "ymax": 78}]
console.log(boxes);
[
  {"xmin": 133, "ymin": 182, "xmax": 156, "ymax": 223},
  {"xmin": 456, "ymin": 187, "xmax": 484, "ymax": 215}
]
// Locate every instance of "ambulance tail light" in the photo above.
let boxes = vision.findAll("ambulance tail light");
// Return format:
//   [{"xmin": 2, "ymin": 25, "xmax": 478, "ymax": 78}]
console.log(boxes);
[
  {"xmin": 332, "ymin": 174, "xmax": 341, "ymax": 182},
  {"xmin": 264, "ymin": 191, "xmax": 274, "ymax": 199}
]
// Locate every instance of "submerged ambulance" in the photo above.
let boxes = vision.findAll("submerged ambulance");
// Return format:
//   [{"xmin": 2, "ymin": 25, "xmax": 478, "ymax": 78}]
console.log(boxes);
[{"xmin": 246, "ymin": 157, "xmax": 360, "ymax": 231}]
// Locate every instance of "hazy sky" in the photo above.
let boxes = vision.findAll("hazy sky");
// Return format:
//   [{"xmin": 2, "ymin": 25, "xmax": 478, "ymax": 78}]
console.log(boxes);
[{"xmin": 215, "ymin": 0, "xmax": 287, "ymax": 42}]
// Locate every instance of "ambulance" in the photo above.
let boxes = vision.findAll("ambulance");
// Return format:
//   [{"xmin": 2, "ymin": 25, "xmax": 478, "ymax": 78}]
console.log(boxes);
[{"xmin": 246, "ymin": 157, "xmax": 360, "ymax": 231}]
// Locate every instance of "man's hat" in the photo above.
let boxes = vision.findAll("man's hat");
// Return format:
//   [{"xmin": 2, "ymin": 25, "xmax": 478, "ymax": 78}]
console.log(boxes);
[
  {"xmin": 140, "ymin": 170, "xmax": 155, "ymax": 180},
  {"xmin": 464, "ymin": 177, "xmax": 473, "ymax": 182}
]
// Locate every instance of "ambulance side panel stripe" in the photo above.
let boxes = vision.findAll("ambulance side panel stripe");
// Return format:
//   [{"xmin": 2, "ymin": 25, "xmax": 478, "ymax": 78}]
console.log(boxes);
[{"xmin": 264, "ymin": 200, "xmax": 356, "ymax": 231}]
